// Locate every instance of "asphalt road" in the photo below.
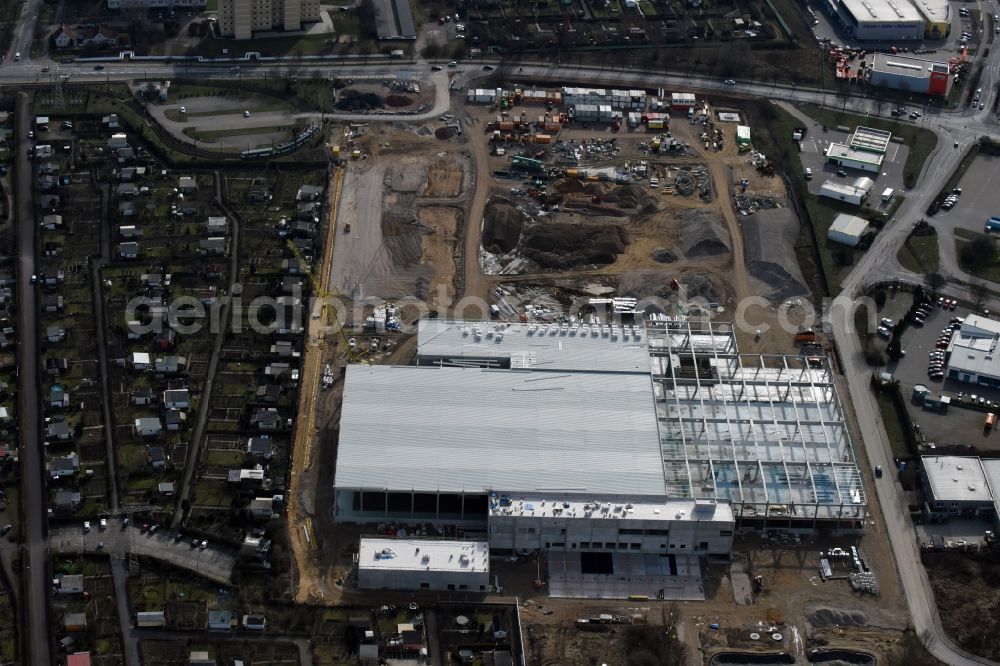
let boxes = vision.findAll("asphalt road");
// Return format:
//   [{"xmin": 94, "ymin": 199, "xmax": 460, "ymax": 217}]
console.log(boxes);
[
  {"xmin": 49, "ymin": 520, "xmax": 236, "ymax": 585},
  {"xmin": 14, "ymin": 92, "xmax": 52, "ymax": 666}
]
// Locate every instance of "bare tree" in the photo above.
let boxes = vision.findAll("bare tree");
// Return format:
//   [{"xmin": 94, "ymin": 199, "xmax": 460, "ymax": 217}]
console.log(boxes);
[{"xmin": 925, "ymin": 272, "xmax": 946, "ymax": 295}]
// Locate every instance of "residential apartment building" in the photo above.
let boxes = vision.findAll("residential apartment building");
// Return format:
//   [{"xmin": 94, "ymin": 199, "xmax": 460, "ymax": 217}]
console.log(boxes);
[{"xmin": 217, "ymin": 0, "xmax": 320, "ymax": 40}]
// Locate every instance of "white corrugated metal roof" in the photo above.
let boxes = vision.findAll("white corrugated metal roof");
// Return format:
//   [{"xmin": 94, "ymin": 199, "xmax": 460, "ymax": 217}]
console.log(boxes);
[
  {"xmin": 417, "ymin": 319, "xmax": 650, "ymax": 373},
  {"xmin": 829, "ymin": 213, "xmax": 870, "ymax": 237},
  {"xmin": 334, "ymin": 365, "xmax": 665, "ymax": 496}
]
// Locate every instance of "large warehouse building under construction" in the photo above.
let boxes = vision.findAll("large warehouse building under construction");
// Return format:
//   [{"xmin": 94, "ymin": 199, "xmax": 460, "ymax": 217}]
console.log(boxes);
[{"xmin": 334, "ymin": 318, "xmax": 867, "ymax": 597}]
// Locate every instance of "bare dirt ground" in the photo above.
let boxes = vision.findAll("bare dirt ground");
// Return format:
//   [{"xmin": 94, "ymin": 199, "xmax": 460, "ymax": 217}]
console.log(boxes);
[
  {"xmin": 417, "ymin": 207, "xmax": 460, "ymax": 302},
  {"xmin": 330, "ymin": 128, "xmax": 472, "ymax": 305},
  {"xmin": 421, "ymin": 155, "xmax": 467, "ymax": 198},
  {"xmin": 924, "ymin": 550, "xmax": 1000, "ymax": 660},
  {"xmin": 289, "ymin": 98, "xmax": 898, "ymax": 665}
]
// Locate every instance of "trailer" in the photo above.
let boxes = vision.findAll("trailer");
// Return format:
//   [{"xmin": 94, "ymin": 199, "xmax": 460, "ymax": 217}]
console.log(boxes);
[{"xmin": 510, "ymin": 156, "xmax": 544, "ymax": 172}]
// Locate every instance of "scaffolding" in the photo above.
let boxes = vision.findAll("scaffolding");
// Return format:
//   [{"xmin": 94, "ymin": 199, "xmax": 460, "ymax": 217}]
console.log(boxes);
[{"xmin": 646, "ymin": 319, "xmax": 867, "ymax": 531}]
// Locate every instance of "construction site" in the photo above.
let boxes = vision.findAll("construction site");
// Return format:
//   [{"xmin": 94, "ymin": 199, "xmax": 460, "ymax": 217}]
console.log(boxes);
[{"xmin": 283, "ymin": 83, "xmax": 912, "ymax": 665}]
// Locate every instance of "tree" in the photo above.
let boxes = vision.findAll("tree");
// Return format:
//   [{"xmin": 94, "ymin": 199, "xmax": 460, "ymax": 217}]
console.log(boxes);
[
  {"xmin": 355, "ymin": 0, "xmax": 377, "ymax": 40},
  {"xmin": 960, "ymin": 234, "xmax": 998, "ymax": 274},
  {"xmin": 924, "ymin": 272, "xmax": 946, "ymax": 295}
]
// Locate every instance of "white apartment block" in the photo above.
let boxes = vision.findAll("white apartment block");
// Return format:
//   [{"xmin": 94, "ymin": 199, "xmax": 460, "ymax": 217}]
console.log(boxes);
[
  {"xmin": 108, "ymin": 0, "xmax": 205, "ymax": 10},
  {"xmin": 217, "ymin": 0, "xmax": 320, "ymax": 40}
]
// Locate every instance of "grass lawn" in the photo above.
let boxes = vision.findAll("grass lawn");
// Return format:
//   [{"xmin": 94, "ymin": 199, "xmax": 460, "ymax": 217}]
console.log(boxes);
[
  {"xmin": 802, "ymin": 195, "xmax": 876, "ymax": 292},
  {"xmin": 195, "ymin": 33, "xmax": 333, "ymax": 57},
  {"xmin": 955, "ymin": 231, "xmax": 1000, "ymax": 283},
  {"xmin": 798, "ymin": 104, "xmax": 938, "ymax": 188},
  {"xmin": 897, "ymin": 233, "xmax": 940, "ymax": 274},
  {"xmin": 877, "ymin": 395, "xmax": 911, "ymax": 459},
  {"xmin": 200, "ymin": 449, "xmax": 243, "ymax": 466},
  {"xmin": 183, "ymin": 125, "xmax": 296, "ymax": 143},
  {"xmin": 192, "ymin": 482, "xmax": 233, "ymax": 507}
]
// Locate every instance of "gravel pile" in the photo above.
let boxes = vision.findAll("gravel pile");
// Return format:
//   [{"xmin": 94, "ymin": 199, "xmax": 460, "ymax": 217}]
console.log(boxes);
[
  {"xmin": 680, "ymin": 209, "xmax": 731, "ymax": 258},
  {"xmin": 742, "ymin": 207, "xmax": 809, "ymax": 302}
]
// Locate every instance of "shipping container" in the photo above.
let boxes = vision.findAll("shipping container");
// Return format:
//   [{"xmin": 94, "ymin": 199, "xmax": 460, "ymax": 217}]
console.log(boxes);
[
  {"xmin": 647, "ymin": 120, "xmax": 664, "ymax": 129},
  {"xmin": 534, "ymin": 134, "xmax": 552, "ymax": 144},
  {"xmin": 543, "ymin": 122, "xmax": 562, "ymax": 133}
]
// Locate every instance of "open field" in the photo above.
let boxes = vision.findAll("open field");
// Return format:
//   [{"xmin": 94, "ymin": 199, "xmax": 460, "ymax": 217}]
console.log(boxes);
[{"xmin": 898, "ymin": 233, "xmax": 941, "ymax": 274}]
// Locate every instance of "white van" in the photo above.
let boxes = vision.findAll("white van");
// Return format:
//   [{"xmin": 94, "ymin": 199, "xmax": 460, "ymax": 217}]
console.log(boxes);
[
  {"xmin": 804, "ymin": 167, "xmax": 813, "ymax": 179},
  {"xmin": 13, "ymin": 52, "xmax": 20, "ymax": 62}
]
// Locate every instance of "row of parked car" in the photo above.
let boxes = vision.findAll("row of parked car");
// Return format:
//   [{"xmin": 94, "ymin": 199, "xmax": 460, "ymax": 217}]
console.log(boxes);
[
  {"xmin": 941, "ymin": 188, "xmax": 962, "ymax": 211},
  {"xmin": 928, "ymin": 318, "xmax": 965, "ymax": 379}
]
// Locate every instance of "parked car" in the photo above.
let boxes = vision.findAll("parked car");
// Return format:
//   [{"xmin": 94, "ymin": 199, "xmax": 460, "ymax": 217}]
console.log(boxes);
[
  {"xmin": 0, "ymin": 525, "xmax": 11, "ymax": 536},
  {"xmin": 875, "ymin": 465, "xmax": 883, "ymax": 478},
  {"xmin": 881, "ymin": 318, "xmax": 894, "ymax": 327},
  {"xmin": 99, "ymin": 518, "xmax": 107, "ymax": 530},
  {"xmin": 199, "ymin": 540, "xmax": 208, "ymax": 549},
  {"xmin": 83, "ymin": 521, "xmax": 91, "ymax": 532}
]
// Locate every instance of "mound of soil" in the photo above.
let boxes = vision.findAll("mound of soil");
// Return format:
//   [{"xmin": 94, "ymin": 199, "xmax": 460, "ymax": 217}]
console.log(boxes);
[
  {"xmin": 482, "ymin": 199, "xmax": 524, "ymax": 254},
  {"xmin": 553, "ymin": 177, "xmax": 585, "ymax": 194},
  {"xmin": 651, "ymin": 246, "xmax": 678, "ymax": 263},
  {"xmin": 683, "ymin": 274, "xmax": 720, "ymax": 302},
  {"xmin": 334, "ymin": 89, "xmax": 383, "ymax": 111},
  {"xmin": 435, "ymin": 127, "xmax": 455, "ymax": 140},
  {"xmin": 385, "ymin": 94, "xmax": 414, "ymax": 107},
  {"xmin": 523, "ymin": 223, "xmax": 628, "ymax": 269},
  {"xmin": 807, "ymin": 608, "xmax": 868, "ymax": 628},
  {"xmin": 680, "ymin": 209, "xmax": 731, "ymax": 258},
  {"xmin": 742, "ymin": 207, "xmax": 809, "ymax": 302}
]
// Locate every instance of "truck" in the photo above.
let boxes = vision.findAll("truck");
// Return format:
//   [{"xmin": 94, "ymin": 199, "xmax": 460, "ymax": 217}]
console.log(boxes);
[
  {"xmin": 987, "ymin": 413, "xmax": 997, "ymax": 430},
  {"xmin": 510, "ymin": 155, "xmax": 544, "ymax": 173}
]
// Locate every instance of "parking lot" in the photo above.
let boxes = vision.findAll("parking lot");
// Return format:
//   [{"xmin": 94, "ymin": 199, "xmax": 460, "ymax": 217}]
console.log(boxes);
[
  {"xmin": 803, "ymin": 0, "xmax": 967, "ymax": 51},
  {"xmin": 49, "ymin": 519, "xmax": 235, "ymax": 585},
  {"xmin": 932, "ymin": 153, "xmax": 1000, "ymax": 239},
  {"xmin": 799, "ymin": 127, "xmax": 909, "ymax": 202},
  {"xmin": 884, "ymin": 301, "xmax": 1000, "ymax": 450}
]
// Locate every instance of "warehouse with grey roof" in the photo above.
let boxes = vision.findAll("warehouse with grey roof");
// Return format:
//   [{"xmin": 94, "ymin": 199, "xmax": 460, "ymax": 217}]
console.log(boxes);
[{"xmin": 332, "ymin": 318, "xmax": 867, "ymax": 596}]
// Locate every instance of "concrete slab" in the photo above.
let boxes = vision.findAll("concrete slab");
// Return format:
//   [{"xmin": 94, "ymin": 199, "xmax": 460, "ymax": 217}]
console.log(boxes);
[
  {"xmin": 547, "ymin": 552, "xmax": 705, "ymax": 600},
  {"xmin": 730, "ymin": 560, "xmax": 754, "ymax": 605}
]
